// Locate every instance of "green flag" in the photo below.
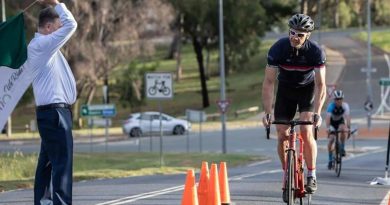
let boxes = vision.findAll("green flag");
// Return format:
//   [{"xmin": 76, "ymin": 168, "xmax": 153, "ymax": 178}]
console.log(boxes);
[{"xmin": 0, "ymin": 13, "xmax": 27, "ymax": 69}]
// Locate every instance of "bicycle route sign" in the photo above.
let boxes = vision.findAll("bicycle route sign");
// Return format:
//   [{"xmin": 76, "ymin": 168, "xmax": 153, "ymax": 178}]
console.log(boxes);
[
  {"xmin": 80, "ymin": 104, "xmax": 116, "ymax": 118},
  {"xmin": 145, "ymin": 72, "xmax": 173, "ymax": 99}
]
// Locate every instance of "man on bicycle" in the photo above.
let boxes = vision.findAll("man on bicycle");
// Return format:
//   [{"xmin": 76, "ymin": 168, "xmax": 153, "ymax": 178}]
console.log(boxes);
[
  {"xmin": 326, "ymin": 90, "xmax": 351, "ymax": 169},
  {"xmin": 262, "ymin": 13, "xmax": 326, "ymax": 194}
]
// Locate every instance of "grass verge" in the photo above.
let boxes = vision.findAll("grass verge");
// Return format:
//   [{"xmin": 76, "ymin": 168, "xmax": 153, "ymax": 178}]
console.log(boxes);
[{"xmin": 0, "ymin": 152, "xmax": 266, "ymax": 192}]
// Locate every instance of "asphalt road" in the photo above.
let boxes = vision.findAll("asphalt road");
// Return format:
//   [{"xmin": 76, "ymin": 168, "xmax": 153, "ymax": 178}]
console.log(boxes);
[{"xmin": 1, "ymin": 29, "xmax": 390, "ymax": 204}]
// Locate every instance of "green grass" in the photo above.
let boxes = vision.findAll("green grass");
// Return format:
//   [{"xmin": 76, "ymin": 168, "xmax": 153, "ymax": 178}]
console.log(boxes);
[
  {"xmin": 352, "ymin": 29, "xmax": 390, "ymax": 52},
  {"xmin": 0, "ymin": 152, "xmax": 265, "ymax": 191}
]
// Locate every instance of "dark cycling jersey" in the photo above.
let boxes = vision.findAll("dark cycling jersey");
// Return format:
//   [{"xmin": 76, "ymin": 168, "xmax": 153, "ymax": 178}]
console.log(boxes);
[{"xmin": 267, "ymin": 37, "xmax": 326, "ymax": 88}]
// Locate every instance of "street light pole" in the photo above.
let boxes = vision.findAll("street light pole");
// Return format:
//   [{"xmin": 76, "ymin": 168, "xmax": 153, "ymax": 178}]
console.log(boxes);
[
  {"xmin": 218, "ymin": 0, "xmax": 227, "ymax": 154},
  {"xmin": 366, "ymin": 0, "xmax": 374, "ymax": 129}
]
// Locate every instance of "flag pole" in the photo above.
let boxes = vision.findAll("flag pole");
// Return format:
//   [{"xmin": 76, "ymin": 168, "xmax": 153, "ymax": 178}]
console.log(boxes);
[
  {"xmin": 23, "ymin": 0, "xmax": 39, "ymax": 12},
  {"xmin": 1, "ymin": 0, "xmax": 5, "ymax": 22}
]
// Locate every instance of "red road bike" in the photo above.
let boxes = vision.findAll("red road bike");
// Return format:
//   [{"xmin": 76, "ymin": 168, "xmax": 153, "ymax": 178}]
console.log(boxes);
[{"xmin": 266, "ymin": 119, "xmax": 318, "ymax": 205}]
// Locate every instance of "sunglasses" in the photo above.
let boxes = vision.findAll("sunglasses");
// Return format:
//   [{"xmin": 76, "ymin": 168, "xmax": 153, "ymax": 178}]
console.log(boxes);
[
  {"xmin": 290, "ymin": 30, "xmax": 306, "ymax": 38},
  {"xmin": 335, "ymin": 98, "xmax": 343, "ymax": 101}
]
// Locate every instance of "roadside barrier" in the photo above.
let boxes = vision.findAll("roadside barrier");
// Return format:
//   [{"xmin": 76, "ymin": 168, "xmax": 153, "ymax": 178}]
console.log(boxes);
[
  {"xmin": 181, "ymin": 162, "xmax": 232, "ymax": 205},
  {"xmin": 181, "ymin": 169, "xmax": 199, "ymax": 205},
  {"xmin": 198, "ymin": 161, "xmax": 209, "ymax": 205},
  {"xmin": 207, "ymin": 164, "xmax": 221, "ymax": 205},
  {"xmin": 219, "ymin": 162, "xmax": 231, "ymax": 205}
]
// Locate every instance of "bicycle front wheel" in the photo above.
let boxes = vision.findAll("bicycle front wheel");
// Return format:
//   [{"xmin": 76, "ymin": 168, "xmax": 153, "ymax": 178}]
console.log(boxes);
[
  {"xmin": 335, "ymin": 140, "xmax": 342, "ymax": 177},
  {"xmin": 286, "ymin": 150, "xmax": 295, "ymax": 204}
]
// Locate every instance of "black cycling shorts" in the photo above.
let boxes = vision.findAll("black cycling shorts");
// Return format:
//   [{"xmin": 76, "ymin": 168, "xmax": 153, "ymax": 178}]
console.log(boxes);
[
  {"xmin": 274, "ymin": 82, "xmax": 315, "ymax": 121},
  {"xmin": 330, "ymin": 118, "xmax": 345, "ymax": 130}
]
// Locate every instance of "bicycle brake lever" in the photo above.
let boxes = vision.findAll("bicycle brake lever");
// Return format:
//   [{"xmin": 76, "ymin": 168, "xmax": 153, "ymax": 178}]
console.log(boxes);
[{"xmin": 266, "ymin": 126, "xmax": 270, "ymax": 140}]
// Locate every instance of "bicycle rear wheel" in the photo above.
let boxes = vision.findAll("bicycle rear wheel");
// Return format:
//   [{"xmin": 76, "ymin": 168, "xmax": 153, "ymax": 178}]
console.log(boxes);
[{"xmin": 286, "ymin": 150, "xmax": 295, "ymax": 204}]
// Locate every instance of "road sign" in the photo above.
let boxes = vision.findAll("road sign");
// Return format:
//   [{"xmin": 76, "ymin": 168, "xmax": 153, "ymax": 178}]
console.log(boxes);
[
  {"xmin": 361, "ymin": 67, "xmax": 377, "ymax": 73},
  {"xmin": 80, "ymin": 104, "xmax": 116, "ymax": 117},
  {"xmin": 364, "ymin": 100, "xmax": 374, "ymax": 112},
  {"xmin": 186, "ymin": 109, "xmax": 207, "ymax": 122},
  {"xmin": 217, "ymin": 100, "xmax": 230, "ymax": 113},
  {"xmin": 379, "ymin": 78, "xmax": 390, "ymax": 86},
  {"xmin": 145, "ymin": 73, "xmax": 173, "ymax": 99}
]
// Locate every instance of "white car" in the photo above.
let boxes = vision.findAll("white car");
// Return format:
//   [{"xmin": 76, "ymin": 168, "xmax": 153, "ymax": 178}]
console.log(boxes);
[{"xmin": 122, "ymin": 112, "xmax": 191, "ymax": 137}]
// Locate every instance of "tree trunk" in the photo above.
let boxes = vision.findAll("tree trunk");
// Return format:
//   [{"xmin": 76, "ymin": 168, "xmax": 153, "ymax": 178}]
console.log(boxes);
[
  {"xmin": 192, "ymin": 36, "xmax": 210, "ymax": 108},
  {"xmin": 86, "ymin": 85, "xmax": 96, "ymax": 105},
  {"xmin": 301, "ymin": 0, "xmax": 308, "ymax": 14},
  {"xmin": 205, "ymin": 45, "xmax": 210, "ymax": 80},
  {"xmin": 334, "ymin": 0, "xmax": 339, "ymax": 28},
  {"xmin": 175, "ymin": 33, "xmax": 183, "ymax": 82}
]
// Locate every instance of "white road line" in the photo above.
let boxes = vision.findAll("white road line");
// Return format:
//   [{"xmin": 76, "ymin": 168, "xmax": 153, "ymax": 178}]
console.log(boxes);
[
  {"xmin": 229, "ymin": 169, "xmax": 282, "ymax": 181},
  {"xmin": 380, "ymin": 190, "xmax": 390, "ymax": 205},
  {"xmin": 95, "ymin": 185, "xmax": 184, "ymax": 205},
  {"xmin": 247, "ymin": 159, "xmax": 272, "ymax": 167},
  {"xmin": 96, "ymin": 147, "xmax": 386, "ymax": 204}
]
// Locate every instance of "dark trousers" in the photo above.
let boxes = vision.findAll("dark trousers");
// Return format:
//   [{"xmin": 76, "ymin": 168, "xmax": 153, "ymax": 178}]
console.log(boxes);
[{"xmin": 34, "ymin": 107, "xmax": 73, "ymax": 205}]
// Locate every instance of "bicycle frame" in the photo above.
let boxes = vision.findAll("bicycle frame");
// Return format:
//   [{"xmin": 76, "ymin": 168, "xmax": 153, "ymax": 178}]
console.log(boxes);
[
  {"xmin": 329, "ymin": 129, "xmax": 352, "ymax": 177},
  {"xmin": 267, "ymin": 120, "xmax": 315, "ymax": 204}
]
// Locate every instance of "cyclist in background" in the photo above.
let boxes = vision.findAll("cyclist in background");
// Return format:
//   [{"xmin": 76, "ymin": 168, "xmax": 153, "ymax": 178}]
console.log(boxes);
[
  {"xmin": 262, "ymin": 13, "xmax": 326, "ymax": 194},
  {"xmin": 326, "ymin": 90, "xmax": 351, "ymax": 169}
]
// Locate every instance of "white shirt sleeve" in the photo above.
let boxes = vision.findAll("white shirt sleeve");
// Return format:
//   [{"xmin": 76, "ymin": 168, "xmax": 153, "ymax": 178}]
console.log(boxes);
[{"xmin": 37, "ymin": 3, "xmax": 77, "ymax": 57}]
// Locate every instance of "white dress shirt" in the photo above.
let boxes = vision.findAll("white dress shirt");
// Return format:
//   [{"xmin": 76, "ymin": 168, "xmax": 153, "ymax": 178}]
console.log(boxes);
[{"xmin": 28, "ymin": 3, "xmax": 77, "ymax": 106}]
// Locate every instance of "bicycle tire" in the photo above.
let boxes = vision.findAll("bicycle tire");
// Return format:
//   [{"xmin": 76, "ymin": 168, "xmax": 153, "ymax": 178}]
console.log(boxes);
[
  {"xmin": 286, "ymin": 150, "xmax": 295, "ymax": 205},
  {"xmin": 335, "ymin": 137, "xmax": 342, "ymax": 177},
  {"xmin": 299, "ymin": 197, "xmax": 303, "ymax": 205}
]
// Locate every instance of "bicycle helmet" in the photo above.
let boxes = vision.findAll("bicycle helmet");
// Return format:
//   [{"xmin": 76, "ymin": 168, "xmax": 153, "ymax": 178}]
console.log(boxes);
[
  {"xmin": 288, "ymin": 14, "xmax": 315, "ymax": 32},
  {"xmin": 333, "ymin": 90, "xmax": 344, "ymax": 99}
]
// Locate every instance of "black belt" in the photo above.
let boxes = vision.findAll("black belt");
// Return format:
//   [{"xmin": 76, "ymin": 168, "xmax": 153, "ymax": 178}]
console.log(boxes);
[{"xmin": 37, "ymin": 103, "xmax": 71, "ymax": 110}]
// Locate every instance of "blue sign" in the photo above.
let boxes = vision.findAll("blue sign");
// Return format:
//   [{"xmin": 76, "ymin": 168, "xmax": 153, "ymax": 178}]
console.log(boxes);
[{"xmin": 81, "ymin": 104, "xmax": 116, "ymax": 117}]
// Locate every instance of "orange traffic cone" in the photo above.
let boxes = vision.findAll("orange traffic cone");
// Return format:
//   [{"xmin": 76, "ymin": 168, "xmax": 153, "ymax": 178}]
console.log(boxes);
[
  {"xmin": 198, "ymin": 161, "xmax": 209, "ymax": 205},
  {"xmin": 207, "ymin": 163, "xmax": 221, "ymax": 205},
  {"xmin": 219, "ymin": 162, "xmax": 231, "ymax": 205},
  {"xmin": 181, "ymin": 169, "xmax": 199, "ymax": 205}
]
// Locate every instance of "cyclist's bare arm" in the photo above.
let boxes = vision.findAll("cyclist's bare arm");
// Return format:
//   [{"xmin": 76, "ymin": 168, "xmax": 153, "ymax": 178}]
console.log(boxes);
[
  {"xmin": 344, "ymin": 102, "xmax": 351, "ymax": 128},
  {"xmin": 314, "ymin": 66, "xmax": 326, "ymax": 115},
  {"xmin": 261, "ymin": 65, "xmax": 277, "ymax": 126}
]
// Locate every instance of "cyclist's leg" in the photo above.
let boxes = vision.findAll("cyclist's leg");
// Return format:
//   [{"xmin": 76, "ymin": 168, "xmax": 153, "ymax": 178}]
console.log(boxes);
[
  {"xmin": 276, "ymin": 125, "xmax": 290, "ymax": 168},
  {"xmin": 299, "ymin": 112, "xmax": 316, "ymax": 173},
  {"xmin": 338, "ymin": 120, "xmax": 347, "ymax": 156},
  {"xmin": 274, "ymin": 84, "xmax": 297, "ymax": 169},
  {"xmin": 327, "ymin": 132, "xmax": 336, "ymax": 169},
  {"xmin": 297, "ymin": 82, "xmax": 317, "ymax": 193}
]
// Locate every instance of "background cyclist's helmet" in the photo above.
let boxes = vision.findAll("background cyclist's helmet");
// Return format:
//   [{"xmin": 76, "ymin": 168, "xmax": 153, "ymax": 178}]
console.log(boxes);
[
  {"xmin": 288, "ymin": 14, "xmax": 315, "ymax": 32},
  {"xmin": 333, "ymin": 90, "xmax": 344, "ymax": 99}
]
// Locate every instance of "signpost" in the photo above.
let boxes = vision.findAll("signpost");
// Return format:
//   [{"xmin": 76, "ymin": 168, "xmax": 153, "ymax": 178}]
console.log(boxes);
[
  {"xmin": 186, "ymin": 109, "xmax": 207, "ymax": 153},
  {"xmin": 80, "ymin": 104, "xmax": 116, "ymax": 152},
  {"xmin": 145, "ymin": 72, "xmax": 173, "ymax": 166}
]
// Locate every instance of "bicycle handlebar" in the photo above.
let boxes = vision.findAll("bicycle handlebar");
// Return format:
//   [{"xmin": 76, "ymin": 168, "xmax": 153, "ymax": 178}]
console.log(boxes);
[
  {"xmin": 265, "ymin": 120, "xmax": 318, "ymax": 141},
  {"xmin": 272, "ymin": 120, "xmax": 313, "ymax": 126}
]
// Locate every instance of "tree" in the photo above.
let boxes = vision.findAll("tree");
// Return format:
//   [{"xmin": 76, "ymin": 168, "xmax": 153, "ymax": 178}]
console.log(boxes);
[
  {"xmin": 8, "ymin": 0, "xmax": 174, "ymax": 120},
  {"xmin": 169, "ymin": 0, "xmax": 273, "ymax": 108},
  {"xmin": 112, "ymin": 61, "xmax": 157, "ymax": 108}
]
